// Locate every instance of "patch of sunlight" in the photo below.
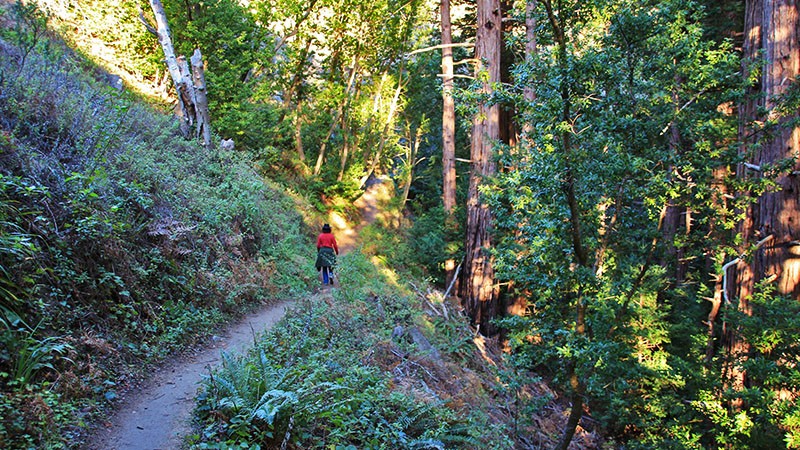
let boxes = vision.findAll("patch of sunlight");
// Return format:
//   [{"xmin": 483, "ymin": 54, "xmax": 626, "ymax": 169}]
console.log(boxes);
[
  {"xmin": 328, "ymin": 211, "xmax": 351, "ymax": 235},
  {"xmin": 473, "ymin": 334, "xmax": 498, "ymax": 367},
  {"xmin": 371, "ymin": 255, "xmax": 399, "ymax": 285}
]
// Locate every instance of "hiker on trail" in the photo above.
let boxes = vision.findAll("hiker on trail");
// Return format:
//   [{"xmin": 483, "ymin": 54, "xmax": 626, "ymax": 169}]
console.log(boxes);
[{"xmin": 315, "ymin": 223, "xmax": 339, "ymax": 285}]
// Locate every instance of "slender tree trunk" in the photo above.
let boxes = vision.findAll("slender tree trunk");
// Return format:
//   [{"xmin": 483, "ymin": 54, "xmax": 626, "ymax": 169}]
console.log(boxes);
[
  {"xmin": 441, "ymin": 0, "xmax": 456, "ymax": 214},
  {"xmin": 314, "ymin": 55, "xmax": 359, "ymax": 176},
  {"xmin": 360, "ymin": 71, "xmax": 388, "ymax": 174},
  {"xmin": 402, "ymin": 125, "xmax": 422, "ymax": 209},
  {"xmin": 150, "ymin": 0, "xmax": 192, "ymax": 137},
  {"xmin": 294, "ymin": 112, "xmax": 308, "ymax": 173},
  {"xmin": 338, "ymin": 114, "xmax": 350, "ymax": 182},
  {"xmin": 459, "ymin": 0, "xmax": 501, "ymax": 335},
  {"xmin": 190, "ymin": 49, "xmax": 211, "ymax": 147},
  {"xmin": 441, "ymin": 0, "xmax": 458, "ymax": 288},
  {"xmin": 541, "ymin": 1, "xmax": 588, "ymax": 447},
  {"xmin": 365, "ymin": 65, "xmax": 405, "ymax": 184},
  {"xmin": 282, "ymin": 39, "xmax": 312, "ymax": 114},
  {"xmin": 502, "ymin": 0, "xmax": 539, "ymax": 317},
  {"xmin": 704, "ymin": 163, "xmax": 731, "ymax": 364},
  {"xmin": 521, "ymin": 0, "xmax": 537, "ymax": 136}
]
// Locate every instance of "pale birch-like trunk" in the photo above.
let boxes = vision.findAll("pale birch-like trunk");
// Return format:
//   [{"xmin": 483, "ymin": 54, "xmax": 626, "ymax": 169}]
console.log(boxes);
[
  {"xmin": 190, "ymin": 49, "xmax": 211, "ymax": 147},
  {"xmin": 150, "ymin": 0, "xmax": 192, "ymax": 137}
]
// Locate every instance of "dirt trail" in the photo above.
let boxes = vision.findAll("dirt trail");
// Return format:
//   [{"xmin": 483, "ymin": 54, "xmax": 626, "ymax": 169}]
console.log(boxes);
[
  {"xmin": 86, "ymin": 302, "xmax": 289, "ymax": 450},
  {"xmin": 328, "ymin": 176, "xmax": 390, "ymax": 254}
]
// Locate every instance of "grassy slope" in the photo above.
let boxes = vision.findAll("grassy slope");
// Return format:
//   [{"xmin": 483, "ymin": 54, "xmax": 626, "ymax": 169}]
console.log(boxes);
[{"xmin": 0, "ymin": 23, "xmax": 316, "ymax": 448}]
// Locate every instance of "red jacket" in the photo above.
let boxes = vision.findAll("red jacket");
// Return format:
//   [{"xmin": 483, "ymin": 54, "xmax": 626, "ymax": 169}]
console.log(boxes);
[{"xmin": 317, "ymin": 232, "xmax": 339, "ymax": 254}]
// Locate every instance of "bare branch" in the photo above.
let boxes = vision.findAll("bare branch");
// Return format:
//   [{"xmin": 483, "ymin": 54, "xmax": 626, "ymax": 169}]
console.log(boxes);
[
  {"xmin": 407, "ymin": 42, "xmax": 474, "ymax": 56},
  {"xmin": 437, "ymin": 74, "xmax": 475, "ymax": 80},
  {"xmin": 138, "ymin": 10, "xmax": 158, "ymax": 36}
]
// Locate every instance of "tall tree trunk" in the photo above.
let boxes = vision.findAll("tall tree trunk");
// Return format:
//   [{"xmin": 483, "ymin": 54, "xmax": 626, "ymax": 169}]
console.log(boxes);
[
  {"xmin": 441, "ymin": 0, "xmax": 456, "ymax": 214},
  {"xmin": 441, "ymin": 0, "xmax": 458, "ymax": 288},
  {"xmin": 502, "ymin": 0, "xmax": 539, "ymax": 317},
  {"xmin": 754, "ymin": 0, "xmax": 800, "ymax": 298},
  {"xmin": 731, "ymin": 0, "xmax": 800, "ymax": 401},
  {"xmin": 459, "ymin": 0, "xmax": 502, "ymax": 335}
]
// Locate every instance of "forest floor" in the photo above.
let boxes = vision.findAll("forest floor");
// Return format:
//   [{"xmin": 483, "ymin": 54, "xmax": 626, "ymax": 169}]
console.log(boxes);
[{"xmin": 85, "ymin": 180, "xmax": 388, "ymax": 449}]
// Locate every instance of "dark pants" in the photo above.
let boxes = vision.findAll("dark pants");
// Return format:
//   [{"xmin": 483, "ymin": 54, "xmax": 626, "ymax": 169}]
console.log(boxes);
[{"xmin": 315, "ymin": 247, "xmax": 336, "ymax": 285}]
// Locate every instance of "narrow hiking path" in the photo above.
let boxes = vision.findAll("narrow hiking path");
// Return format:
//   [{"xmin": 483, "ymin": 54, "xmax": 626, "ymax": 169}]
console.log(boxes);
[
  {"xmin": 86, "ymin": 303, "xmax": 290, "ymax": 450},
  {"xmin": 86, "ymin": 180, "xmax": 387, "ymax": 450}
]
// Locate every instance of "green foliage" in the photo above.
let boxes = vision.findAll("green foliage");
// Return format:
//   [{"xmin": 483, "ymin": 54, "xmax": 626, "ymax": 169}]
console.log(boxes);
[
  {"xmin": 193, "ymin": 251, "xmax": 509, "ymax": 449},
  {"xmin": 692, "ymin": 282, "xmax": 800, "ymax": 449},
  {"xmin": 0, "ymin": 380, "xmax": 81, "ymax": 449},
  {"xmin": 488, "ymin": 0, "xmax": 760, "ymax": 448},
  {"xmin": 355, "ymin": 204, "xmax": 463, "ymax": 283},
  {"xmin": 4, "ymin": 0, "xmax": 50, "ymax": 68},
  {"xmin": 0, "ymin": 176, "xmax": 40, "ymax": 330}
]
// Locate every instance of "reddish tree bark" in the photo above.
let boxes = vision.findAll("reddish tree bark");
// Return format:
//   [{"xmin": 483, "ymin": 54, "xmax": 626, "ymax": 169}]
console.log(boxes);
[
  {"xmin": 459, "ymin": 0, "xmax": 502, "ymax": 334},
  {"xmin": 441, "ymin": 0, "xmax": 458, "ymax": 288},
  {"xmin": 731, "ymin": 0, "xmax": 800, "ymax": 398},
  {"xmin": 441, "ymin": 0, "xmax": 456, "ymax": 216}
]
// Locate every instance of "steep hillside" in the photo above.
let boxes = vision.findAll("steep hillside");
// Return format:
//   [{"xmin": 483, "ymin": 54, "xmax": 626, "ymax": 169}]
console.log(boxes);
[{"xmin": 0, "ymin": 10, "xmax": 317, "ymax": 448}]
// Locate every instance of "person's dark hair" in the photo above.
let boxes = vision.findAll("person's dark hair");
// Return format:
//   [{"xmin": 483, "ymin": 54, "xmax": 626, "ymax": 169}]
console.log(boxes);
[{"xmin": 322, "ymin": 224, "xmax": 331, "ymax": 233}]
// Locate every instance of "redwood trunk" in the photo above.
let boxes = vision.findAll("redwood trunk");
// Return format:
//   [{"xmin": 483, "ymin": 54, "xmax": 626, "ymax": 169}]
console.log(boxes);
[
  {"xmin": 521, "ymin": 0, "xmax": 537, "ymax": 136},
  {"xmin": 459, "ymin": 0, "xmax": 502, "ymax": 334},
  {"xmin": 755, "ymin": 0, "xmax": 800, "ymax": 298},
  {"xmin": 441, "ymin": 0, "xmax": 456, "ymax": 214},
  {"xmin": 737, "ymin": 0, "xmax": 800, "ymax": 298},
  {"xmin": 731, "ymin": 0, "xmax": 800, "ymax": 398}
]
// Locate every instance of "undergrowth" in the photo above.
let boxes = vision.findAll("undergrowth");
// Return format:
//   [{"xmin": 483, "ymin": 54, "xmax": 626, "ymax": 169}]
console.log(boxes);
[
  {"xmin": 191, "ymin": 251, "xmax": 516, "ymax": 449},
  {"xmin": 0, "ymin": 10, "xmax": 316, "ymax": 448}
]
